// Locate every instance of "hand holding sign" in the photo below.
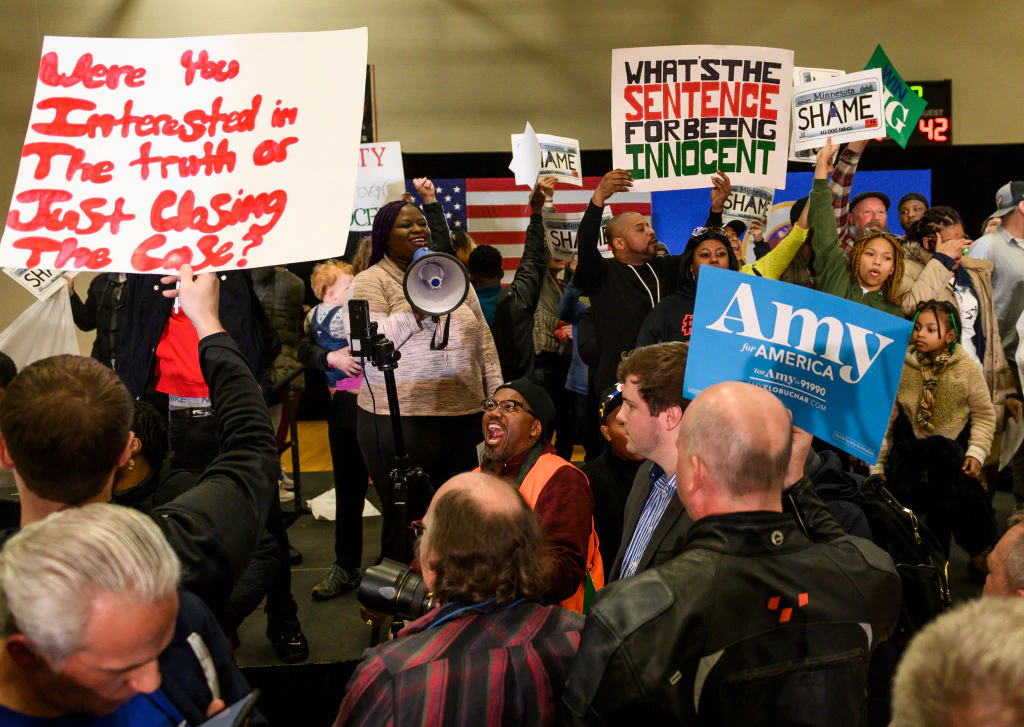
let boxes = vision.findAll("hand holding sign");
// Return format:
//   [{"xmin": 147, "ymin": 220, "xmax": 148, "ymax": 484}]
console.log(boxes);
[
  {"xmin": 160, "ymin": 264, "xmax": 222, "ymax": 339},
  {"xmin": 592, "ymin": 169, "xmax": 633, "ymax": 206},
  {"xmin": 814, "ymin": 137, "xmax": 839, "ymax": 180},
  {"xmin": 710, "ymin": 172, "xmax": 732, "ymax": 214},
  {"xmin": 509, "ymin": 122, "xmax": 543, "ymax": 187},
  {"xmin": 530, "ymin": 177, "xmax": 557, "ymax": 214}
]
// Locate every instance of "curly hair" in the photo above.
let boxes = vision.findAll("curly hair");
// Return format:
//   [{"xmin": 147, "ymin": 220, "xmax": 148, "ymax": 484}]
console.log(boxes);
[
  {"xmin": 420, "ymin": 479, "xmax": 551, "ymax": 605},
  {"xmin": 914, "ymin": 299, "xmax": 962, "ymax": 347},
  {"xmin": 849, "ymin": 230, "xmax": 905, "ymax": 305},
  {"xmin": 131, "ymin": 400, "xmax": 169, "ymax": 470},
  {"xmin": 310, "ymin": 259, "xmax": 354, "ymax": 301},
  {"xmin": 904, "ymin": 206, "xmax": 963, "ymax": 247}
]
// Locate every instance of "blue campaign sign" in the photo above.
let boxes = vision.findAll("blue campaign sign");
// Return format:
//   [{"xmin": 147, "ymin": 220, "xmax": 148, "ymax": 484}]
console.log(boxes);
[{"xmin": 684, "ymin": 267, "xmax": 912, "ymax": 463}]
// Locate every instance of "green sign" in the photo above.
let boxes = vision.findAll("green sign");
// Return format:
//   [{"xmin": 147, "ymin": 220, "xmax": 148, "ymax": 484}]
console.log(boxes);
[{"xmin": 864, "ymin": 44, "xmax": 927, "ymax": 148}]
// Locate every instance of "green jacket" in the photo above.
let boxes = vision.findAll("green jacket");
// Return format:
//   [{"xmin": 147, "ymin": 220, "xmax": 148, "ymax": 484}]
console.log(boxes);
[{"xmin": 808, "ymin": 178, "xmax": 903, "ymax": 317}]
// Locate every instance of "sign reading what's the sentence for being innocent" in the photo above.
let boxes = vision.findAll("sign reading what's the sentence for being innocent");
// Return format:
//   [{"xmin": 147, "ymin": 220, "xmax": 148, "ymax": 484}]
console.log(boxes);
[
  {"xmin": 684, "ymin": 266, "xmax": 911, "ymax": 463},
  {"xmin": 1, "ymin": 29, "xmax": 368, "ymax": 274},
  {"xmin": 611, "ymin": 45, "xmax": 793, "ymax": 192}
]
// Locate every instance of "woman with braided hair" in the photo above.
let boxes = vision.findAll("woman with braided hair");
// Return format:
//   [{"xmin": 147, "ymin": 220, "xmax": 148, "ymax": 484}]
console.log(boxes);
[
  {"xmin": 872, "ymin": 300, "xmax": 998, "ymax": 574},
  {"xmin": 900, "ymin": 205, "xmax": 1022, "ymax": 477},
  {"xmin": 808, "ymin": 138, "xmax": 905, "ymax": 316}
]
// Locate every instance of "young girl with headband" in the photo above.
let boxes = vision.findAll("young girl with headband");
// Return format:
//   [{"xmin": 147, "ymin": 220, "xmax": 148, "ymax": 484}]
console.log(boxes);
[{"xmin": 873, "ymin": 300, "xmax": 998, "ymax": 574}]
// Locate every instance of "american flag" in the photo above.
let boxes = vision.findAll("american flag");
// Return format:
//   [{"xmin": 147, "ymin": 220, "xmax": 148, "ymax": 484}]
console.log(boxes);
[{"xmin": 406, "ymin": 177, "xmax": 652, "ymax": 283}]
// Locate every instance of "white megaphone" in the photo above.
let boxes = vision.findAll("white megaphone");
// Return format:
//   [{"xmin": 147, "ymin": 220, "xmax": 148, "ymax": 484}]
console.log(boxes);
[{"xmin": 403, "ymin": 248, "xmax": 470, "ymax": 350}]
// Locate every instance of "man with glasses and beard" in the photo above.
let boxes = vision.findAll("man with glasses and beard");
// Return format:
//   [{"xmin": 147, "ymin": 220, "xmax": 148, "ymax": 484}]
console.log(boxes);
[{"xmin": 476, "ymin": 379, "xmax": 602, "ymax": 613}]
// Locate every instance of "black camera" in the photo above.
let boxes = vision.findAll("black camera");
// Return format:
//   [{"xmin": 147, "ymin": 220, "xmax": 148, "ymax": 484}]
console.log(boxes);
[{"xmin": 358, "ymin": 559, "xmax": 437, "ymax": 621}]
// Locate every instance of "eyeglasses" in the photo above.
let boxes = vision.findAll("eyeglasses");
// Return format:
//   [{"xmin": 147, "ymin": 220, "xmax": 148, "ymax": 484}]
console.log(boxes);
[
  {"xmin": 480, "ymin": 398, "xmax": 537, "ymax": 417},
  {"xmin": 409, "ymin": 520, "xmax": 426, "ymax": 538}
]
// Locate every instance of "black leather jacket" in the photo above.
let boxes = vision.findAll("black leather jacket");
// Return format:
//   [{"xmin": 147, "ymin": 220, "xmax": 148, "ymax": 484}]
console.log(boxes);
[{"xmin": 563, "ymin": 478, "xmax": 901, "ymax": 726}]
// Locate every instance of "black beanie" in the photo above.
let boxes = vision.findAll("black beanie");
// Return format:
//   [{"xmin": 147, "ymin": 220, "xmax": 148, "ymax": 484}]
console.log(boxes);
[{"xmin": 493, "ymin": 379, "xmax": 556, "ymax": 440}]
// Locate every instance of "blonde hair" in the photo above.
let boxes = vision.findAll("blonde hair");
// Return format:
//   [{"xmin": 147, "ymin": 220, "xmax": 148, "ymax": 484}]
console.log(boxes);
[
  {"xmin": 351, "ymin": 236, "xmax": 373, "ymax": 276},
  {"xmin": 310, "ymin": 259, "xmax": 354, "ymax": 301},
  {"xmin": 849, "ymin": 231, "xmax": 905, "ymax": 305}
]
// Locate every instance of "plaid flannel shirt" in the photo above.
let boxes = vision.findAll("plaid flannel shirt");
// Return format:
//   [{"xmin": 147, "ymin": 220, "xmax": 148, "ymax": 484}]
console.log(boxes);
[
  {"xmin": 827, "ymin": 145, "xmax": 863, "ymax": 252},
  {"xmin": 336, "ymin": 600, "xmax": 583, "ymax": 727}
]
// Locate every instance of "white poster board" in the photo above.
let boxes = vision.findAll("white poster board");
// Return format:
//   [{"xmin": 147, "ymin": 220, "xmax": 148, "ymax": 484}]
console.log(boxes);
[
  {"xmin": 350, "ymin": 141, "xmax": 405, "ymax": 231},
  {"xmin": 0, "ymin": 29, "xmax": 368, "ymax": 273},
  {"xmin": 791, "ymin": 69, "xmax": 884, "ymax": 152},
  {"xmin": 542, "ymin": 207, "xmax": 613, "ymax": 262},
  {"xmin": 512, "ymin": 132, "xmax": 583, "ymax": 187},
  {"xmin": 611, "ymin": 45, "xmax": 793, "ymax": 192},
  {"xmin": 4, "ymin": 267, "xmax": 76, "ymax": 299},
  {"xmin": 789, "ymin": 67, "xmax": 845, "ymax": 163}
]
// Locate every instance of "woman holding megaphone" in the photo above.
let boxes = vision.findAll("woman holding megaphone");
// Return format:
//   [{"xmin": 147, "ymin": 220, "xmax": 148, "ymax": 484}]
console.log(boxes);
[{"xmin": 350, "ymin": 178, "xmax": 503, "ymax": 520}]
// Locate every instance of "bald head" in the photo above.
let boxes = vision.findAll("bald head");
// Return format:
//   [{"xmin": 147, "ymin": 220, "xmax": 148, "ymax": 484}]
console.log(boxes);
[
  {"xmin": 984, "ymin": 523, "xmax": 1024, "ymax": 597},
  {"xmin": 677, "ymin": 383, "xmax": 792, "ymax": 517},
  {"xmin": 430, "ymin": 471, "xmax": 521, "ymax": 519},
  {"xmin": 605, "ymin": 212, "xmax": 642, "ymax": 242},
  {"xmin": 605, "ymin": 212, "xmax": 657, "ymax": 265},
  {"xmin": 419, "ymin": 471, "xmax": 549, "ymax": 604}
]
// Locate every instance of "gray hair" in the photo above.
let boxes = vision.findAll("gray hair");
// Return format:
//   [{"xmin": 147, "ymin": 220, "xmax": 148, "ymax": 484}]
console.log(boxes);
[
  {"xmin": 0, "ymin": 504, "xmax": 180, "ymax": 663},
  {"xmin": 1003, "ymin": 528, "xmax": 1024, "ymax": 593},
  {"xmin": 678, "ymin": 403, "xmax": 790, "ymax": 497},
  {"xmin": 892, "ymin": 598, "xmax": 1024, "ymax": 726}
]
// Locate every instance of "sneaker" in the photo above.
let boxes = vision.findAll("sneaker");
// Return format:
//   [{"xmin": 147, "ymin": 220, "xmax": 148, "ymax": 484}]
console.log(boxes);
[
  {"xmin": 266, "ymin": 616, "xmax": 309, "ymax": 664},
  {"xmin": 278, "ymin": 481, "xmax": 295, "ymax": 503},
  {"xmin": 311, "ymin": 565, "xmax": 361, "ymax": 601},
  {"xmin": 280, "ymin": 471, "xmax": 295, "ymax": 491}
]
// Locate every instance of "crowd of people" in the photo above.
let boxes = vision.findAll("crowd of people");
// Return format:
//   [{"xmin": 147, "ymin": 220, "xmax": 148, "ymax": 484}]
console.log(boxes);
[{"xmin": 1, "ymin": 128, "xmax": 1024, "ymax": 726}]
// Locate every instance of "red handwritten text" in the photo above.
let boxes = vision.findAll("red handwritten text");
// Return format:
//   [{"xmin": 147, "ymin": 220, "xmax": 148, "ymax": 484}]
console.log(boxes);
[
  {"xmin": 7, "ymin": 189, "xmax": 134, "ymax": 235},
  {"xmin": 32, "ymin": 96, "xmax": 261, "ymax": 142},
  {"xmin": 12, "ymin": 236, "xmax": 112, "ymax": 269},
  {"xmin": 180, "ymin": 50, "xmax": 240, "ymax": 86},
  {"xmin": 252, "ymin": 137, "xmax": 298, "ymax": 166},
  {"xmin": 131, "ymin": 233, "xmax": 235, "ymax": 272},
  {"xmin": 129, "ymin": 139, "xmax": 236, "ymax": 180},
  {"xmin": 38, "ymin": 51, "xmax": 146, "ymax": 90},
  {"xmin": 22, "ymin": 142, "xmax": 114, "ymax": 183},
  {"xmin": 150, "ymin": 188, "xmax": 287, "ymax": 236}
]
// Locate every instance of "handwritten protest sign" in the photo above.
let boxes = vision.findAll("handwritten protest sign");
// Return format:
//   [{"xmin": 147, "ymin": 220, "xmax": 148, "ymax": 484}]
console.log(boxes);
[
  {"xmin": 350, "ymin": 141, "xmax": 404, "ymax": 231},
  {"xmin": 4, "ymin": 267, "xmax": 76, "ymax": 299},
  {"xmin": 0, "ymin": 30, "xmax": 368, "ymax": 273},
  {"xmin": 789, "ymin": 67, "xmax": 844, "ymax": 162},
  {"xmin": 611, "ymin": 45, "xmax": 793, "ymax": 192},
  {"xmin": 864, "ymin": 45, "xmax": 927, "ymax": 149},
  {"xmin": 512, "ymin": 133, "xmax": 583, "ymax": 187},
  {"xmin": 791, "ymin": 69, "xmax": 884, "ymax": 153},
  {"xmin": 722, "ymin": 185, "xmax": 773, "ymax": 223},
  {"xmin": 542, "ymin": 207, "xmax": 613, "ymax": 262},
  {"xmin": 684, "ymin": 267, "xmax": 911, "ymax": 462}
]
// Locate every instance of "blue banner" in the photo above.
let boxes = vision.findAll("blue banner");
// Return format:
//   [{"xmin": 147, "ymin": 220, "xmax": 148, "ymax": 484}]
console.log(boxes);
[{"xmin": 684, "ymin": 267, "xmax": 912, "ymax": 463}]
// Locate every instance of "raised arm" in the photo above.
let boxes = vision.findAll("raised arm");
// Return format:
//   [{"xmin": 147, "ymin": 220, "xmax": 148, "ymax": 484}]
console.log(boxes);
[
  {"xmin": 809, "ymin": 139, "xmax": 856, "ymax": 296},
  {"xmin": 152, "ymin": 267, "xmax": 279, "ymax": 613},
  {"xmin": 706, "ymin": 171, "xmax": 729, "ymax": 228},
  {"xmin": 748, "ymin": 224, "xmax": 809, "ymax": 279},
  {"xmin": 575, "ymin": 170, "xmax": 633, "ymax": 292},
  {"xmin": 414, "ymin": 177, "xmax": 454, "ymax": 254}
]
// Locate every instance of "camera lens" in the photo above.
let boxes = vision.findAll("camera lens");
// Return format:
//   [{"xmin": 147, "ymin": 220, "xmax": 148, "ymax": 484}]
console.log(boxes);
[{"xmin": 359, "ymin": 559, "xmax": 437, "ymax": 621}]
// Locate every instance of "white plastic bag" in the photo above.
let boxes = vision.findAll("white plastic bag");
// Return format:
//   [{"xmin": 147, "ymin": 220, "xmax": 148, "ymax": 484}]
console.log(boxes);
[{"xmin": 0, "ymin": 286, "xmax": 80, "ymax": 369}]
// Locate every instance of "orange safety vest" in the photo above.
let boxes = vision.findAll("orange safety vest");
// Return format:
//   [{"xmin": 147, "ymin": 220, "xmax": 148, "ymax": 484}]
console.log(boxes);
[{"xmin": 479, "ymin": 453, "xmax": 604, "ymax": 613}]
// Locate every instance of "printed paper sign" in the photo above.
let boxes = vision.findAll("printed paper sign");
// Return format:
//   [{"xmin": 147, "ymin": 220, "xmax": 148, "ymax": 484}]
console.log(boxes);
[
  {"xmin": 789, "ymin": 67, "xmax": 845, "ymax": 162},
  {"xmin": 509, "ymin": 122, "xmax": 542, "ymax": 187},
  {"xmin": 4, "ymin": 267, "xmax": 76, "ymax": 299},
  {"xmin": 611, "ymin": 45, "xmax": 793, "ymax": 192},
  {"xmin": 791, "ymin": 69, "xmax": 884, "ymax": 152},
  {"xmin": 512, "ymin": 133, "xmax": 583, "ymax": 187},
  {"xmin": 722, "ymin": 185, "xmax": 773, "ymax": 223},
  {"xmin": 0, "ymin": 29, "xmax": 368, "ymax": 273},
  {"xmin": 542, "ymin": 207, "xmax": 613, "ymax": 262},
  {"xmin": 350, "ymin": 141, "xmax": 405, "ymax": 231},
  {"xmin": 684, "ymin": 267, "xmax": 911, "ymax": 462},
  {"xmin": 864, "ymin": 44, "xmax": 927, "ymax": 149}
]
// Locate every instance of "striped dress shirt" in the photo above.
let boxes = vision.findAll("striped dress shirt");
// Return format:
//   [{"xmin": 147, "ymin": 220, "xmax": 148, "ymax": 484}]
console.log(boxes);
[{"xmin": 618, "ymin": 465, "xmax": 677, "ymax": 579}]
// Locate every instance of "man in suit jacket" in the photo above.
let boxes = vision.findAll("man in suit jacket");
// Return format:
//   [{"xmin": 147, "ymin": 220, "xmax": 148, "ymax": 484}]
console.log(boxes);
[{"xmin": 607, "ymin": 342, "xmax": 693, "ymax": 582}]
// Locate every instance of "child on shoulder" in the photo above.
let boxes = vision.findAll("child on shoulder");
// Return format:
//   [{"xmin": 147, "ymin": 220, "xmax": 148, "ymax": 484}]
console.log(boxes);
[{"xmin": 873, "ymin": 300, "xmax": 997, "ymax": 571}]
